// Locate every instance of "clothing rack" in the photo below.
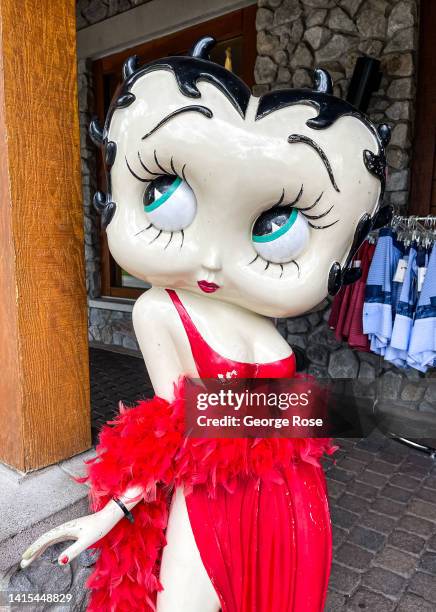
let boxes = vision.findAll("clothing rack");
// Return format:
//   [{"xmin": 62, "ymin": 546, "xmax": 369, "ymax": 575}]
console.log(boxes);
[
  {"xmin": 366, "ymin": 214, "xmax": 436, "ymax": 455},
  {"xmin": 368, "ymin": 213, "xmax": 436, "ymax": 245},
  {"xmin": 392, "ymin": 215, "xmax": 436, "ymax": 220},
  {"xmin": 391, "ymin": 214, "xmax": 436, "ymax": 227}
]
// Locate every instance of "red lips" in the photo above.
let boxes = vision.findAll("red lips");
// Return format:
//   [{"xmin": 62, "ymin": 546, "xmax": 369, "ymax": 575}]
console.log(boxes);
[{"xmin": 197, "ymin": 280, "xmax": 220, "ymax": 293}]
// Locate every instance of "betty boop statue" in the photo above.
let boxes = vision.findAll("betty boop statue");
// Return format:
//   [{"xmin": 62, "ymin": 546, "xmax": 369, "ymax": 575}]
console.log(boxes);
[{"xmin": 22, "ymin": 36, "xmax": 390, "ymax": 612}]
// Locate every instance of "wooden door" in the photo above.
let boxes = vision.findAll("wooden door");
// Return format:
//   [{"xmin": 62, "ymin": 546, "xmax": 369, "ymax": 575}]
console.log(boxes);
[{"xmin": 409, "ymin": 0, "xmax": 436, "ymax": 216}]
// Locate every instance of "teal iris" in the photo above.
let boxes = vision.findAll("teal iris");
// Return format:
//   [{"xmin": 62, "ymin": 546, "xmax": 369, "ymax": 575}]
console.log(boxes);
[
  {"xmin": 252, "ymin": 208, "xmax": 298, "ymax": 243},
  {"xmin": 144, "ymin": 177, "xmax": 182, "ymax": 212}
]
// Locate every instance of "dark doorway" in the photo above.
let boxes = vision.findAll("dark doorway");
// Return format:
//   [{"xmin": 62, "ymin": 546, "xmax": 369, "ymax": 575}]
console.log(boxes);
[{"xmin": 409, "ymin": 0, "xmax": 436, "ymax": 215}]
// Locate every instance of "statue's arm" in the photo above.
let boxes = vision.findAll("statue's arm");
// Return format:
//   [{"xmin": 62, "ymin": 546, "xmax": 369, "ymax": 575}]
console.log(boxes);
[
  {"xmin": 22, "ymin": 289, "xmax": 184, "ymax": 568},
  {"xmin": 132, "ymin": 287, "xmax": 186, "ymax": 400},
  {"xmin": 20, "ymin": 489, "xmax": 142, "ymax": 569}
]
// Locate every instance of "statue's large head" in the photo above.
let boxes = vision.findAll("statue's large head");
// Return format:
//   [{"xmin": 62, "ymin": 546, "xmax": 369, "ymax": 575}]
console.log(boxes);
[{"xmin": 91, "ymin": 36, "xmax": 390, "ymax": 318}]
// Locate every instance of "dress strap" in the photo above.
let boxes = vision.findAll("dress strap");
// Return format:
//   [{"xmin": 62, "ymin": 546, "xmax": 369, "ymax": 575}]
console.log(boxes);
[{"xmin": 166, "ymin": 289, "xmax": 212, "ymax": 361}]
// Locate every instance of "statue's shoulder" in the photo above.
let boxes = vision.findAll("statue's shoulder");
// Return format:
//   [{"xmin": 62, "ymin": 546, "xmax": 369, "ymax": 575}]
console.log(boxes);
[
  {"xmin": 132, "ymin": 286, "xmax": 174, "ymax": 324},
  {"xmin": 132, "ymin": 287, "xmax": 183, "ymax": 360}
]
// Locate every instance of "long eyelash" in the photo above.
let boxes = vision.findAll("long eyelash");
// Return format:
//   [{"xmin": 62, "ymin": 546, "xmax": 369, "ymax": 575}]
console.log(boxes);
[
  {"xmin": 135, "ymin": 224, "xmax": 184, "ymax": 249},
  {"xmin": 164, "ymin": 232, "xmax": 173, "ymax": 249},
  {"xmin": 154, "ymin": 149, "xmax": 169, "ymax": 174},
  {"xmin": 291, "ymin": 260, "xmax": 300, "ymax": 277},
  {"xmin": 149, "ymin": 229, "xmax": 162, "ymax": 244},
  {"xmin": 248, "ymin": 255, "xmax": 288, "ymax": 279},
  {"xmin": 289, "ymin": 184, "xmax": 303, "ymax": 206},
  {"xmin": 126, "ymin": 156, "xmax": 148, "ymax": 182},
  {"xmin": 134, "ymin": 223, "xmax": 152, "ymax": 236},
  {"xmin": 276, "ymin": 189, "xmax": 285, "ymax": 206},
  {"xmin": 309, "ymin": 219, "xmax": 339, "ymax": 230},
  {"xmin": 138, "ymin": 151, "xmax": 160, "ymax": 176},
  {"xmin": 301, "ymin": 204, "xmax": 334, "ymax": 220},
  {"xmin": 297, "ymin": 192, "xmax": 323, "ymax": 212},
  {"xmin": 294, "ymin": 191, "xmax": 338, "ymax": 227},
  {"xmin": 131, "ymin": 150, "xmax": 187, "ymax": 184}
]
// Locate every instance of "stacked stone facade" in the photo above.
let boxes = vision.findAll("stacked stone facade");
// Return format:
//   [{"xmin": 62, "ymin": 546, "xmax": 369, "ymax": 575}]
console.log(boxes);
[
  {"xmin": 89, "ymin": 307, "xmax": 139, "ymax": 351},
  {"xmin": 76, "ymin": 1, "xmax": 145, "ymax": 350},
  {"xmin": 78, "ymin": 59, "xmax": 100, "ymax": 300},
  {"xmin": 254, "ymin": 0, "xmax": 418, "ymax": 210}
]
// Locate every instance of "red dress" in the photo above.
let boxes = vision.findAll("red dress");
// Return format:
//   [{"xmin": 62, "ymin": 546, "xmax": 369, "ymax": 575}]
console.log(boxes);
[{"xmin": 84, "ymin": 290, "xmax": 334, "ymax": 612}]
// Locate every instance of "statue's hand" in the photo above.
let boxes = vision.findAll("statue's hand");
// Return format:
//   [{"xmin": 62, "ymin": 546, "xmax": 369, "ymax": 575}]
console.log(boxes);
[{"xmin": 20, "ymin": 502, "xmax": 123, "ymax": 568}]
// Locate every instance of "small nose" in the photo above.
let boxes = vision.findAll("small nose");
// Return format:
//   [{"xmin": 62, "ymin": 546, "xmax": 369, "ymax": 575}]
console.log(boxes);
[{"xmin": 202, "ymin": 249, "xmax": 222, "ymax": 272}]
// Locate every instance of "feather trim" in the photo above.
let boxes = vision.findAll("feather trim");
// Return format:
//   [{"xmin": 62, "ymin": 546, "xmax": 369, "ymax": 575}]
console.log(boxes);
[{"xmin": 82, "ymin": 378, "xmax": 335, "ymax": 611}]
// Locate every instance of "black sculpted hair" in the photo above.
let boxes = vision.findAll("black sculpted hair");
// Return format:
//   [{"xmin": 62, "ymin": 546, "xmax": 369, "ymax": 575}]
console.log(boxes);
[{"xmin": 89, "ymin": 36, "xmax": 252, "ymax": 228}]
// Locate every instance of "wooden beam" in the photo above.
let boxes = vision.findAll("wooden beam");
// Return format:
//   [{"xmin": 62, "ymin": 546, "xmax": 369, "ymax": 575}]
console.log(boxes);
[{"xmin": 0, "ymin": 0, "xmax": 91, "ymax": 471}]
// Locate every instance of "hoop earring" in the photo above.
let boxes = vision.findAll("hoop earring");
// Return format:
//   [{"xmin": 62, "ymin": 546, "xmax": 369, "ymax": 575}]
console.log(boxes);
[{"xmin": 328, "ymin": 262, "xmax": 342, "ymax": 296}]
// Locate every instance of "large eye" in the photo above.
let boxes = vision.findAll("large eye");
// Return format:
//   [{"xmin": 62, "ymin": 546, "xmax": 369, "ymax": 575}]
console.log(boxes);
[
  {"xmin": 144, "ymin": 175, "xmax": 196, "ymax": 231},
  {"xmin": 252, "ymin": 206, "xmax": 310, "ymax": 263}
]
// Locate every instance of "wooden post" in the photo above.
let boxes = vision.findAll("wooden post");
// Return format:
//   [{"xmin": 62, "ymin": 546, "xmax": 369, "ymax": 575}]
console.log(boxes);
[{"xmin": 0, "ymin": 0, "xmax": 91, "ymax": 472}]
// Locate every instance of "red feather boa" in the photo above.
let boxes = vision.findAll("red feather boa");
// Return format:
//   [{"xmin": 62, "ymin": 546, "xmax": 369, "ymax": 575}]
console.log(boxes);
[{"xmin": 81, "ymin": 379, "xmax": 335, "ymax": 611}]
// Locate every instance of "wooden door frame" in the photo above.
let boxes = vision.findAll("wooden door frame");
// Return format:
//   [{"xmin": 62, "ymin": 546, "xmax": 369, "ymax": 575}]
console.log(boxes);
[{"xmin": 409, "ymin": 0, "xmax": 436, "ymax": 215}]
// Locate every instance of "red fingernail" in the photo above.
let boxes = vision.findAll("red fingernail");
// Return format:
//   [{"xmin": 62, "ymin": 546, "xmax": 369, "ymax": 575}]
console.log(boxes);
[{"xmin": 60, "ymin": 555, "xmax": 69, "ymax": 564}]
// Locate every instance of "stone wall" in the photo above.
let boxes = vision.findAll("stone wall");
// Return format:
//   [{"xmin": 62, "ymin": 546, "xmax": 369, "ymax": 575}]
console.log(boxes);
[
  {"xmin": 78, "ymin": 59, "xmax": 100, "ymax": 300},
  {"xmin": 254, "ymin": 0, "xmax": 419, "ymax": 210},
  {"xmin": 77, "ymin": 0, "xmax": 141, "ymax": 351},
  {"xmin": 79, "ymin": 60, "xmax": 133, "ymax": 352},
  {"xmin": 88, "ymin": 306, "xmax": 139, "ymax": 351}
]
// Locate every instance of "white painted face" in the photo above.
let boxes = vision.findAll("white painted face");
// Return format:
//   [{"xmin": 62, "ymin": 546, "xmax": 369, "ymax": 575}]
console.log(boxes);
[{"xmin": 104, "ymin": 67, "xmax": 383, "ymax": 317}]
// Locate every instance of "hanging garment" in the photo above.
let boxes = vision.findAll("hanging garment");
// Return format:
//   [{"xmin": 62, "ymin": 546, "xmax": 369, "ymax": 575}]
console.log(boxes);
[
  {"xmin": 407, "ymin": 242, "xmax": 436, "ymax": 372},
  {"xmin": 329, "ymin": 241, "xmax": 375, "ymax": 351},
  {"xmin": 84, "ymin": 290, "xmax": 334, "ymax": 612},
  {"xmin": 385, "ymin": 247, "xmax": 418, "ymax": 368},
  {"xmin": 363, "ymin": 228, "xmax": 402, "ymax": 355},
  {"xmin": 329, "ymin": 283, "xmax": 353, "ymax": 340},
  {"xmin": 390, "ymin": 244, "xmax": 407, "ymax": 319},
  {"xmin": 344, "ymin": 241, "xmax": 375, "ymax": 351}
]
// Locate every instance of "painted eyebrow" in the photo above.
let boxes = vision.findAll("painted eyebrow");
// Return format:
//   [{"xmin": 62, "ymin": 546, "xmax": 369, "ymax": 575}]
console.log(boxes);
[
  {"xmin": 287, "ymin": 134, "xmax": 340, "ymax": 193},
  {"xmin": 141, "ymin": 104, "xmax": 213, "ymax": 140}
]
